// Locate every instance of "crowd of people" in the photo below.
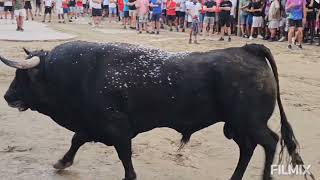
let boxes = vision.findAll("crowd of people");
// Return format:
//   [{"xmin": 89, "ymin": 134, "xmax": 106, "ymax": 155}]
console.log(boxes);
[{"xmin": 0, "ymin": 0, "xmax": 319, "ymax": 46}]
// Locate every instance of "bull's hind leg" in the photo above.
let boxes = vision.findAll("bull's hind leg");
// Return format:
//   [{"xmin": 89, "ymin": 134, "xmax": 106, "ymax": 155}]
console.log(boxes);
[
  {"xmin": 114, "ymin": 140, "xmax": 137, "ymax": 180},
  {"xmin": 230, "ymin": 133, "xmax": 257, "ymax": 180},
  {"xmin": 251, "ymin": 127, "xmax": 279, "ymax": 180},
  {"xmin": 53, "ymin": 133, "xmax": 90, "ymax": 170}
]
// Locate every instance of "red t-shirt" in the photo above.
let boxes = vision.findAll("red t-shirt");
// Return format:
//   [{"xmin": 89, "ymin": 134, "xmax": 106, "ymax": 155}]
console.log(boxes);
[
  {"xmin": 76, "ymin": 0, "xmax": 83, "ymax": 7},
  {"xmin": 166, "ymin": 1, "xmax": 176, "ymax": 15},
  {"xmin": 62, "ymin": 0, "xmax": 69, "ymax": 8},
  {"xmin": 118, "ymin": 0, "xmax": 124, "ymax": 12}
]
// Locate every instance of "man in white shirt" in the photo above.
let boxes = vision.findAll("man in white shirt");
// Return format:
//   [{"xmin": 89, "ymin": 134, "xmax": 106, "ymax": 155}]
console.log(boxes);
[
  {"xmin": 42, "ymin": 0, "xmax": 53, "ymax": 22},
  {"xmin": 187, "ymin": 0, "xmax": 202, "ymax": 43},
  {"xmin": 91, "ymin": 0, "xmax": 102, "ymax": 27}
]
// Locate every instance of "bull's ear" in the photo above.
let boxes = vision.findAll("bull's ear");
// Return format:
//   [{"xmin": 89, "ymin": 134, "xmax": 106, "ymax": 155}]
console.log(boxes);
[{"xmin": 23, "ymin": 48, "xmax": 31, "ymax": 55}]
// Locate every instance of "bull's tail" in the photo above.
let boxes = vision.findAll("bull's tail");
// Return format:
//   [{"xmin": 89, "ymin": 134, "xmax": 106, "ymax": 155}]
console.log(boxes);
[{"xmin": 244, "ymin": 44, "xmax": 315, "ymax": 180}]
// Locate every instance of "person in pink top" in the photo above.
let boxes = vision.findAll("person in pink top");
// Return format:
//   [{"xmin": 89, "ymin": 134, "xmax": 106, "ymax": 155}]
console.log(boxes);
[{"xmin": 135, "ymin": 0, "xmax": 149, "ymax": 33}]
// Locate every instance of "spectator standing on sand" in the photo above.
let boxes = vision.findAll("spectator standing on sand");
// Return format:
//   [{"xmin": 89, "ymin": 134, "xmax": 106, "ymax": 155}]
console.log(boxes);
[
  {"xmin": 166, "ymin": 0, "xmax": 177, "ymax": 31},
  {"xmin": 13, "ymin": 0, "xmax": 25, "ymax": 31},
  {"xmin": 56, "ymin": 0, "xmax": 64, "ymax": 22},
  {"xmin": 4, "ymin": 0, "xmax": 14, "ymax": 23},
  {"xmin": 150, "ymin": 0, "xmax": 162, "ymax": 34},
  {"xmin": 218, "ymin": 0, "xmax": 232, "ymax": 41},
  {"xmin": 268, "ymin": 0, "xmax": 281, "ymax": 41},
  {"xmin": 69, "ymin": 0, "xmax": 77, "ymax": 19},
  {"xmin": 187, "ymin": 0, "xmax": 201, "ymax": 44},
  {"xmin": 135, "ymin": 0, "xmax": 149, "ymax": 33},
  {"xmin": 103, "ymin": 0, "xmax": 109, "ymax": 17},
  {"xmin": 109, "ymin": 0, "xmax": 117, "ymax": 22},
  {"xmin": 91, "ymin": 0, "xmax": 102, "ymax": 27},
  {"xmin": 203, "ymin": 0, "xmax": 216, "ymax": 38},
  {"xmin": 118, "ymin": 0, "xmax": 124, "ymax": 21},
  {"xmin": 62, "ymin": 0, "xmax": 72, "ymax": 22},
  {"xmin": 304, "ymin": 0, "xmax": 316, "ymax": 44},
  {"xmin": 24, "ymin": 0, "xmax": 33, "ymax": 20},
  {"xmin": 286, "ymin": 0, "xmax": 306, "ymax": 49},
  {"xmin": 0, "ymin": 0, "xmax": 5, "ymax": 19},
  {"xmin": 123, "ymin": 0, "xmax": 130, "ymax": 28},
  {"xmin": 35, "ymin": 0, "xmax": 42, "ymax": 16},
  {"xmin": 76, "ymin": 0, "xmax": 83, "ymax": 17},
  {"xmin": 42, "ymin": 0, "xmax": 53, "ymax": 23},
  {"xmin": 239, "ymin": 0, "xmax": 250, "ymax": 37},
  {"xmin": 128, "ymin": 0, "xmax": 137, "ymax": 29},
  {"xmin": 176, "ymin": 0, "xmax": 186, "ymax": 32},
  {"xmin": 248, "ymin": 0, "xmax": 264, "ymax": 40}
]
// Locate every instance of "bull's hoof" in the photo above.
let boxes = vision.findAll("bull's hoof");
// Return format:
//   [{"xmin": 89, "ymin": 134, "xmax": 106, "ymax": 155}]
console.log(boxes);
[{"xmin": 53, "ymin": 159, "xmax": 73, "ymax": 170}]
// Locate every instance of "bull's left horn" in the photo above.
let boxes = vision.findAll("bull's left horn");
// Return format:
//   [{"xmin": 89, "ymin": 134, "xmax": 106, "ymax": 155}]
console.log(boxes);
[{"xmin": 0, "ymin": 55, "xmax": 40, "ymax": 69}]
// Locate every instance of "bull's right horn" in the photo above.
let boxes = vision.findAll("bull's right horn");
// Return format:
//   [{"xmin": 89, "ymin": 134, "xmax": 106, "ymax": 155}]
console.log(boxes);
[{"xmin": 0, "ymin": 55, "xmax": 40, "ymax": 69}]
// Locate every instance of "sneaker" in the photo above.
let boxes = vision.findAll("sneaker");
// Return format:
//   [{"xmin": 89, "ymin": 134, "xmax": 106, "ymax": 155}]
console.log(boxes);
[
  {"xmin": 218, "ymin": 37, "xmax": 224, "ymax": 41},
  {"xmin": 287, "ymin": 44, "xmax": 292, "ymax": 49},
  {"xmin": 170, "ymin": 28, "xmax": 173, "ymax": 31},
  {"xmin": 228, "ymin": 37, "xmax": 231, "ymax": 42},
  {"xmin": 258, "ymin": 35, "xmax": 264, "ymax": 39},
  {"xmin": 297, "ymin": 44, "xmax": 302, "ymax": 49},
  {"xmin": 249, "ymin": 36, "xmax": 254, "ymax": 40},
  {"xmin": 278, "ymin": 36, "xmax": 286, "ymax": 42},
  {"xmin": 189, "ymin": 39, "xmax": 192, "ymax": 44},
  {"xmin": 20, "ymin": 28, "xmax": 24, "ymax": 32},
  {"xmin": 182, "ymin": 28, "xmax": 185, "ymax": 32}
]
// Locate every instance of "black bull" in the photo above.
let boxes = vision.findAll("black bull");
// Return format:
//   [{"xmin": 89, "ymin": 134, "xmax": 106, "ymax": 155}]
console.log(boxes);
[{"xmin": 0, "ymin": 41, "xmax": 313, "ymax": 180}]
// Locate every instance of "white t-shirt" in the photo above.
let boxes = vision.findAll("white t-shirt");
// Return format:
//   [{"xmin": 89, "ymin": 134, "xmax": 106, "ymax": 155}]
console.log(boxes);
[
  {"xmin": 92, "ymin": 0, "xmax": 102, "ymax": 8},
  {"xmin": 176, "ymin": 0, "xmax": 186, "ymax": 12},
  {"xmin": 103, "ymin": 0, "xmax": 109, "ymax": 5},
  {"xmin": 44, "ymin": 0, "xmax": 53, "ymax": 6},
  {"xmin": 109, "ymin": 0, "xmax": 117, "ymax": 7},
  {"xmin": 55, "ymin": 0, "xmax": 62, "ymax": 8},
  {"xmin": 186, "ymin": 1, "xmax": 201, "ymax": 22},
  {"xmin": 4, "ymin": 0, "xmax": 13, "ymax": 6},
  {"xmin": 82, "ymin": 0, "xmax": 87, "ymax": 4}
]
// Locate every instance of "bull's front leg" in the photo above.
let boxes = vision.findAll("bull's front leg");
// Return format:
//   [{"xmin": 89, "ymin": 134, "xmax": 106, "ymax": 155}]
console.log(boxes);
[{"xmin": 53, "ymin": 133, "xmax": 90, "ymax": 170}]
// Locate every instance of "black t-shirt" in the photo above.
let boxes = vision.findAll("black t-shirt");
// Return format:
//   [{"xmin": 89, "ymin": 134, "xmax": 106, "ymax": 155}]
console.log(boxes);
[
  {"xmin": 204, "ymin": 1, "xmax": 216, "ymax": 17},
  {"xmin": 248, "ymin": 1, "xmax": 263, "ymax": 16},
  {"xmin": 220, "ymin": 0, "xmax": 232, "ymax": 17},
  {"xmin": 128, "ymin": 0, "xmax": 136, "ymax": 10},
  {"xmin": 69, "ymin": 0, "xmax": 76, "ymax": 6}
]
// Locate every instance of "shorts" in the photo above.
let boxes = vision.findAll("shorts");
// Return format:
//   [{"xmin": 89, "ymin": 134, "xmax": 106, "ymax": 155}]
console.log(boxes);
[
  {"xmin": 24, "ymin": 1, "xmax": 32, "ymax": 9},
  {"xmin": 162, "ymin": 9, "xmax": 166, "ymax": 17},
  {"xmin": 109, "ymin": 7, "xmax": 116, "ymax": 15},
  {"xmin": 191, "ymin": 19, "xmax": 199, "ymax": 35},
  {"xmin": 119, "ymin": 11, "xmax": 124, "ymax": 18},
  {"xmin": 138, "ymin": 14, "xmax": 148, "ymax": 23},
  {"xmin": 36, "ymin": 0, "xmax": 41, "ymax": 5},
  {"xmin": 69, "ymin": 6, "xmax": 76, "ymax": 12},
  {"xmin": 203, "ymin": 16, "xmax": 214, "ymax": 24},
  {"xmin": 240, "ymin": 14, "xmax": 247, "ymax": 25},
  {"xmin": 167, "ymin": 15, "xmax": 175, "ymax": 21},
  {"xmin": 279, "ymin": 17, "xmax": 286, "ymax": 27},
  {"xmin": 124, "ymin": 10, "xmax": 129, "ymax": 17},
  {"xmin": 199, "ymin": 13, "xmax": 204, "ymax": 23},
  {"xmin": 76, "ymin": 6, "xmax": 83, "ymax": 13},
  {"xmin": 219, "ymin": 14, "xmax": 231, "ymax": 27},
  {"xmin": 14, "ymin": 8, "xmax": 26, "ymax": 16},
  {"xmin": 4, "ymin": 6, "xmax": 13, "ymax": 12},
  {"xmin": 56, "ymin": 7, "xmax": 63, "ymax": 14},
  {"xmin": 176, "ymin": 11, "xmax": 185, "ymax": 18},
  {"xmin": 288, "ymin": 19, "xmax": 303, "ymax": 28},
  {"xmin": 129, "ymin": 9, "xmax": 136, "ymax": 17},
  {"xmin": 268, "ymin": 20, "xmax": 279, "ymax": 29},
  {"xmin": 0, "ymin": 6, "xmax": 3, "ymax": 12},
  {"xmin": 151, "ymin": 13, "xmax": 161, "ymax": 21},
  {"xmin": 92, "ymin": 8, "xmax": 102, "ymax": 16},
  {"xmin": 44, "ymin": 6, "xmax": 52, "ymax": 14},
  {"xmin": 63, "ymin": 7, "xmax": 69, "ymax": 13},
  {"xmin": 103, "ymin": 5, "xmax": 109, "ymax": 10},
  {"xmin": 246, "ymin": 14, "xmax": 253, "ymax": 26},
  {"xmin": 252, "ymin": 16, "xmax": 263, "ymax": 27}
]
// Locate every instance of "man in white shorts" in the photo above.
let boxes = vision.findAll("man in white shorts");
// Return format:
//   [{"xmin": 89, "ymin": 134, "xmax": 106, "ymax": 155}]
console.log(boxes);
[
  {"xmin": 248, "ymin": 0, "xmax": 264, "ymax": 40},
  {"xmin": 13, "ymin": 0, "xmax": 26, "ymax": 31},
  {"xmin": 268, "ymin": 0, "xmax": 280, "ymax": 41}
]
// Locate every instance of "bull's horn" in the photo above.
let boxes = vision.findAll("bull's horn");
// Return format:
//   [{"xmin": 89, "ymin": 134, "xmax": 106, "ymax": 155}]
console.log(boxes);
[
  {"xmin": 0, "ymin": 55, "xmax": 40, "ymax": 69},
  {"xmin": 23, "ymin": 48, "xmax": 31, "ymax": 55}
]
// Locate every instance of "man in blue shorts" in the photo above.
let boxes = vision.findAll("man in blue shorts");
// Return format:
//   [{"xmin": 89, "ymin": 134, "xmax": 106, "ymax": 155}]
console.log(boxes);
[{"xmin": 150, "ymin": 0, "xmax": 162, "ymax": 34}]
